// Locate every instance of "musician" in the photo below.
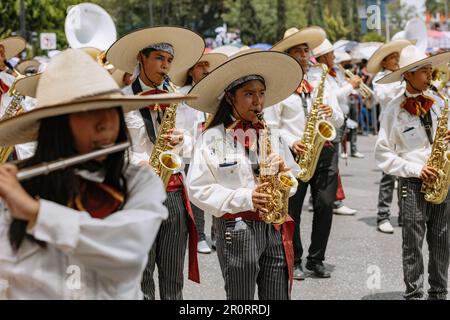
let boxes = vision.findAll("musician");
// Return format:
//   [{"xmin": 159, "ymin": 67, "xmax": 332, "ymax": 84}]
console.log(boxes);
[
  {"xmin": 313, "ymin": 40, "xmax": 360, "ymax": 217},
  {"xmin": 179, "ymin": 52, "xmax": 227, "ymax": 254},
  {"xmin": 267, "ymin": 27, "xmax": 344, "ymax": 280},
  {"xmin": 106, "ymin": 26, "xmax": 205, "ymax": 300},
  {"xmin": 0, "ymin": 49, "xmax": 188, "ymax": 299},
  {"xmin": 0, "ymin": 36, "xmax": 26, "ymax": 117},
  {"xmin": 186, "ymin": 50, "xmax": 302, "ymax": 299},
  {"xmin": 368, "ymin": 40, "xmax": 411, "ymax": 233},
  {"xmin": 375, "ymin": 45, "xmax": 450, "ymax": 300}
]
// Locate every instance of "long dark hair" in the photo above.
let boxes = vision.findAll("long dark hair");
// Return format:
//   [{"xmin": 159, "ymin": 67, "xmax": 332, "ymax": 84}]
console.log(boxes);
[{"xmin": 8, "ymin": 107, "xmax": 130, "ymax": 251}]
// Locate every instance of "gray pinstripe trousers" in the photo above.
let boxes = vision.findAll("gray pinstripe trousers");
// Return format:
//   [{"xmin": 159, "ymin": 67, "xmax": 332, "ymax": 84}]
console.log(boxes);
[
  {"xmin": 141, "ymin": 190, "xmax": 188, "ymax": 300},
  {"xmin": 215, "ymin": 218, "xmax": 289, "ymax": 300},
  {"xmin": 398, "ymin": 178, "xmax": 450, "ymax": 300}
]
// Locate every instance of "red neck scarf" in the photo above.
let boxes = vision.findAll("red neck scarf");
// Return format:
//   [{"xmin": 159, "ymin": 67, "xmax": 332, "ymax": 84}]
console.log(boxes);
[
  {"xmin": 401, "ymin": 95, "xmax": 435, "ymax": 117},
  {"xmin": 140, "ymin": 89, "xmax": 171, "ymax": 111},
  {"xmin": 69, "ymin": 178, "xmax": 124, "ymax": 219},
  {"xmin": 0, "ymin": 79, "xmax": 10, "ymax": 95},
  {"xmin": 328, "ymin": 68, "xmax": 337, "ymax": 78},
  {"xmin": 295, "ymin": 79, "xmax": 314, "ymax": 95},
  {"xmin": 227, "ymin": 120, "xmax": 264, "ymax": 151}
]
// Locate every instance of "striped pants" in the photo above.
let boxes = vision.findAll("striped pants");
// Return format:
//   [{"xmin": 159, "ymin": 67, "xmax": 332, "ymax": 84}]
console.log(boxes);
[
  {"xmin": 398, "ymin": 178, "xmax": 450, "ymax": 300},
  {"xmin": 215, "ymin": 218, "xmax": 289, "ymax": 300},
  {"xmin": 141, "ymin": 190, "xmax": 188, "ymax": 300}
]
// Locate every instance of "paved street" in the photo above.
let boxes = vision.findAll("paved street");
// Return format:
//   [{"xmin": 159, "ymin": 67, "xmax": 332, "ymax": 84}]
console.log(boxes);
[{"xmin": 160, "ymin": 134, "xmax": 449, "ymax": 300}]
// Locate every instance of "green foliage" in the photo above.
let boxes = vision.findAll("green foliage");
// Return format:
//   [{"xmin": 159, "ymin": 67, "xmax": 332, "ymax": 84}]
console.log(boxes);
[{"xmin": 361, "ymin": 31, "xmax": 386, "ymax": 43}]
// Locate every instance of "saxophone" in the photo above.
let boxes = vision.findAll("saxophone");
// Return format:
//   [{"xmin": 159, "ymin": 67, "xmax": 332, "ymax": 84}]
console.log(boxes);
[
  {"xmin": 256, "ymin": 113, "xmax": 297, "ymax": 225},
  {"xmin": 0, "ymin": 71, "xmax": 26, "ymax": 163},
  {"xmin": 296, "ymin": 63, "xmax": 336, "ymax": 182},
  {"xmin": 420, "ymin": 75, "xmax": 450, "ymax": 204},
  {"xmin": 148, "ymin": 76, "xmax": 183, "ymax": 188}
]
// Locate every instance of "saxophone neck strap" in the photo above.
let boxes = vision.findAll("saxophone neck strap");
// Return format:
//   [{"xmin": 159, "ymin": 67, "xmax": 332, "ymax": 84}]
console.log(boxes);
[
  {"xmin": 420, "ymin": 111, "xmax": 434, "ymax": 145},
  {"xmin": 132, "ymin": 78, "xmax": 158, "ymax": 145}
]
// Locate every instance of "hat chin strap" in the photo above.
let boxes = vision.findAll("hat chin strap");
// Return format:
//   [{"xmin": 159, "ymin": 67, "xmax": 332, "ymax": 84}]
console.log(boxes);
[{"xmin": 404, "ymin": 77, "xmax": 424, "ymax": 94}]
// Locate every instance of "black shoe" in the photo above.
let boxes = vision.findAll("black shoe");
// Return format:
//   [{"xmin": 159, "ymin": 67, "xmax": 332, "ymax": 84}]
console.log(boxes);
[
  {"xmin": 305, "ymin": 261, "xmax": 331, "ymax": 278},
  {"xmin": 293, "ymin": 266, "xmax": 306, "ymax": 280},
  {"xmin": 398, "ymin": 217, "xmax": 403, "ymax": 227}
]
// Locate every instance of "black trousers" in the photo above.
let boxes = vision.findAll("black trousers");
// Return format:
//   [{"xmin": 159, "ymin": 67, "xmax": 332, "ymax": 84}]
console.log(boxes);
[{"xmin": 289, "ymin": 144, "xmax": 339, "ymax": 267}]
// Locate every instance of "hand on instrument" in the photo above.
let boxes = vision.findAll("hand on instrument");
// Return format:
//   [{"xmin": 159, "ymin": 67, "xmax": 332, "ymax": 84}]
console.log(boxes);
[
  {"xmin": 0, "ymin": 164, "xmax": 39, "ymax": 225},
  {"xmin": 252, "ymin": 182, "xmax": 271, "ymax": 213},
  {"xmin": 420, "ymin": 165, "xmax": 439, "ymax": 182},
  {"xmin": 348, "ymin": 75, "xmax": 362, "ymax": 89},
  {"xmin": 318, "ymin": 104, "xmax": 333, "ymax": 118},
  {"xmin": 162, "ymin": 128, "xmax": 184, "ymax": 148},
  {"xmin": 267, "ymin": 153, "xmax": 290, "ymax": 174},
  {"xmin": 444, "ymin": 129, "xmax": 450, "ymax": 144},
  {"xmin": 292, "ymin": 140, "xmax": 306, "ymax": 156}
]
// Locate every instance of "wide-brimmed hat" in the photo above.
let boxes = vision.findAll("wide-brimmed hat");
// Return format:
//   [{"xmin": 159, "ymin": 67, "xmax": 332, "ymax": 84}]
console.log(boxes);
[
  {"xmin": 180, "ymin": 52, "xmax": 227, "ymax": 86},
  {"xmin": 0, "ymin": 36, "xmax": 26, "ymax": 60},
  {"xmin": 15, "ymin": 59, "xmax": 40, "ymax": 75},
  {"xmin": 187, "ymin": 51, "xmax": 303, "ymax": 114},
  {"xmin": 271, "ymin": 26, "xmax": 326, "ymax": 52},
  {"xmin": 210, "ymin": 45, "xmax": 241, "ymax": 57},
  {"xmin": 377, "ymin": 45, "xmax": 450, "ymax": 84},
  {"xmin": 106, "ymin": 26, "xmax": 205, "ymax": 86},
  {"xmin": 312, "ymin": 39, "xmax": 346, "ymax": 58},
  {"xmin": 334, "ymin": 51, "xmax": 352, "ymax": 64},
  {"xmin": 0, "ymin": 49, "xmax": 196, "ymax": 147},
  {"xmin": 367, "ymin": 40, "xmax": 415, "ymax": 74}
]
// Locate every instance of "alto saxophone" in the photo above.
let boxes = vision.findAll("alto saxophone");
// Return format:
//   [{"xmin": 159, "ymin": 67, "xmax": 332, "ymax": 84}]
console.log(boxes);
[
  {"xmin": 420, "ymin": 77, "xmax": 450, "ymax": 204},
  {"xmin": 0, "ymin": 70, "xmax": 26, "ymax": 163},
  {"xmin": 256, "ymin": 113, "xmax": 297, "ymax": 225},
  {"xmin": 296, "ymin": 63, "xmax": 336, "ymax": 182},
  {"xmin": 148, "ymin": 76, "xmax": 183, "ymax": 188}
]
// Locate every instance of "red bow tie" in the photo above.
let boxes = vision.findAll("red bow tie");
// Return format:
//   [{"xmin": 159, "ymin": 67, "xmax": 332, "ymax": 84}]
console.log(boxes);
[
  {"xmin": 296, "ymin": 79, "xmax": 314, "ymax": 95},
  {"xmin": 401, "ymin": 95, "xmax": 435, "ymax": 117},
  {"xmin": 140, "ymin": 89, "xmax": 171, "ymax": 111},
  {"xmin": 227, "ymin": 120, "xmax": 265, "ymax": 151},
  {"xmin": 68, "ymin": 178, "xmax": 124, "ymax": 219},
  {"xmin": 328, "ymin": 68, "xmax": 337, "ymax": 78}
]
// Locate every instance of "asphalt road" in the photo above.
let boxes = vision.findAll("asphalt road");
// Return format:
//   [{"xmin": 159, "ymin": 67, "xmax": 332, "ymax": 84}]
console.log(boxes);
[{"xmin": 156, "ymin": 134, "xmax": 448, "ymax": 300}]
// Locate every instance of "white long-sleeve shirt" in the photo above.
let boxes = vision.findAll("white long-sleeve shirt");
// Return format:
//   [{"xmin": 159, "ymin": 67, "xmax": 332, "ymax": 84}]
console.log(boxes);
[
  {"xmin": 0, "ymin": 164, "xmax": 168, "ymax": 299},
  {"xmin": 332, "ymin": 66, "xmax": 357, "ymax": 115},
  {"xmin": 186, "ymin": 123, "xmax": 299, "ymax": 217},
  {"xmin": 264, "ymin": 65, "xmax": 344, "ymax": 149},
  {"xmin": 122, "ymin": 78, "xmax": 193, "ymax": 165},
  {"xmin": 375, "ymin": 89, "xmax": 446, "ymax": 178},
  {"xmin": 373, "ymin": 70, "xmax": 405, "ymax": 109}
]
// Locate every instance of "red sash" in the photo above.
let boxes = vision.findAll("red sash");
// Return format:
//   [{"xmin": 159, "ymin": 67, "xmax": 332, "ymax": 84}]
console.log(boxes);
[
  {"xmin": 336, "ymin": 172, "xmax": 346, "ymax": 201},
  {"xmin": 221, "ymin": 211, "xmax": 295, "ymax": 293},
  {"xmin": 295, "ymin": 79, "xmax": 314, "ymax": 95},
  {"xmin": 167, "ymin": 173, "xmax": 200, "ymax": 284}
]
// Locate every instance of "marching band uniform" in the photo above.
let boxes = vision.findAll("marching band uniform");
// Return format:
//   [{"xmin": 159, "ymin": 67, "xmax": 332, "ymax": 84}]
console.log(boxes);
[
  {"xmin": 375, "ymin": 45, "xmax": 450, "ymax": 300},
  {"xmin": 106, "ymin": 27, "xmax": 205, "ymax": 300},
  {"xmin": 368, "ymin": 40, "xmax": 411, "ymax": 233},
  {"xmin": 187, "ymin": 51, "xmax": 302, "ymax": 299},
  {"xmin": 268, "ymin": 28, "xmax": 344, "ymax": 279},
  {"xmin": 0, "ymin": 49, "xmax": 191, "ymax": 299}
]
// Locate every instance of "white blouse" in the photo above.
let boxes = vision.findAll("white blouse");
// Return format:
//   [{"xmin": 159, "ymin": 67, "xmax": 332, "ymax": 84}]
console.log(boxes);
[
  {"xmin": 186, "ymin": 123, "xmax": 299, "ymax": 217},
  {"xmin": 0, "ymin": 164, "xmax": 168, "ymax": 299}
]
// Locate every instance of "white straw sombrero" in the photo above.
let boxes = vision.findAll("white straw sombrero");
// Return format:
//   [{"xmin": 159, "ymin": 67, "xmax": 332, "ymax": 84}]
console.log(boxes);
[
  {"xmin": 106, "ymin": 26, "xmax": 205, "ymax": 86},
  {"xmin": 377, "ymin": 45, "xmax": 450, "ymax": 84},
  {"xmin": 0, "ymin": 49, "xmax": 196, "ymax": 147},
  {"xmin": 271, "ymin": 26, "xmax": 326, "ymax": 52},
  {"xmin": 187, "ymin": 51, "xmax": 303, "ymax": 114},
  {"xmin": 179, "ymin": 52, "xmax": 228, "ymax": 86},
  {"xmin": 367, "ymin": 40, "xmax": 415, "ymax": 74},
  {"xmin": 312, "ymin": 39, "xmax": 346, "ymax": 58},
  {"xmin": 0, "ymin": 36, "xmax": 26, "ymax": 60},
  {"xmin": 15, "ymin": 59, "xmax": 40, "ymax": 75}
]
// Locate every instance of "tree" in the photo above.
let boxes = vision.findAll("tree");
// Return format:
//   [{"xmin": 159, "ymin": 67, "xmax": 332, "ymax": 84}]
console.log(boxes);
[
  {"xmin": 276, "ymin": 0, "xmax": 286, "ymax": 41},
  {"xmin": 239, "ymin": 0, "xmax": 261, "ymax": 44}
]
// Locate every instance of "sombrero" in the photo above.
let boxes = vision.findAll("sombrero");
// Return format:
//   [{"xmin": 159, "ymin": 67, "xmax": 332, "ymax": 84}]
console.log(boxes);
[
  {"xmin": 179, "ymin": 52, "xmax": 228, "ymax": 86},
  {"xmin": 0, "ymin": 49, "xmax": 196, "ymax": 147},
  {"xmin": 271, "ymin": 26, "xmax": 326, "ymax": 52},
  {"xmin": 106, "ymin": 26, "xmax": 205, "ymax": 86},
  {"xmin": 377, "ymin": 45, "xmax": 450, "ymax": 84},
  {"xmin": 187, "ymin": 51, "xmax": 303, "ymax": 114},
  {"xmin": 367, "ymin": 40, "xmax": 416, "ymax": 74},
  {"xmin": 0, "ymin": 36, "xmax": 26, "ymax": 59}
]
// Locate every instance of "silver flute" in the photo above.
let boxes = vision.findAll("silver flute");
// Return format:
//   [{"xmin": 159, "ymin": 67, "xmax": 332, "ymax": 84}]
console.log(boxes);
[{"xmin": 16, "ymin": 141, "xmax": 130, "ymax": 181}]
